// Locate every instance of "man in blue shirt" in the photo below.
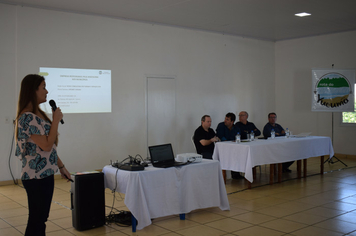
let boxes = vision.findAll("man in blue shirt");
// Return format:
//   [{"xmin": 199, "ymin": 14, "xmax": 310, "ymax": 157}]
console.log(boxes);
[
  {"xmin": 263, "ymin": 112, "xmax": 293, "ymax": 173},
  {"xmin": 216, "ymin": 113, "xmax": 243, "ymax": 179},
  {"xmin": 216, "ymin": 113, "xmax": 240, "ymax": 141},
  {"xmin": 263, "ymin": 112, "xmax": 286, "ymax": 138},
  {"xmin": 235, "ymin": 111, "xmax": 261, "ymax": 139}
]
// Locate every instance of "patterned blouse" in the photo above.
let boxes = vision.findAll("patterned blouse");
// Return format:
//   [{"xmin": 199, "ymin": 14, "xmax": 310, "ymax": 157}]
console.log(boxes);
[{"xmin": 15, "ymin": 112, "xmax": 58, "ymax": 180}]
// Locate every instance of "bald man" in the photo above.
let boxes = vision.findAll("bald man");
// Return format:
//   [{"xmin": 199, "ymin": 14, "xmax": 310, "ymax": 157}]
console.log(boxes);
[{"xmin": 235, "ymin": 111, "xmax": 261, "ymax": 139}]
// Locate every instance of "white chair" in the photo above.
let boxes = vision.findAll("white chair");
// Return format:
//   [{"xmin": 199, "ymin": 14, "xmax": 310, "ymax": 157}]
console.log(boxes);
[{"xmin": 191, "ymin": 135, "xmax": 197, "ymax": 152}]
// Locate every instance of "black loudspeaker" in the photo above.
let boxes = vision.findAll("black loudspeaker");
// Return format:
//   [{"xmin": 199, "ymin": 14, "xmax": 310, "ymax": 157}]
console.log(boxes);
[{"xmin": 71, "ymin": 172, "xmax": 105, "ymax": 231}]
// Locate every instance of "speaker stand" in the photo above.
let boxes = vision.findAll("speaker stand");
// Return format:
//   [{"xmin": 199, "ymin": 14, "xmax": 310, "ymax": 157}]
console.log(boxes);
[
  {"xmin": 324, "ymin": 112, "xmax": 347, "ymax": 167},
  {"xmin": 324, "ymin": 155, "xmax": 347, "ymax": 166}
]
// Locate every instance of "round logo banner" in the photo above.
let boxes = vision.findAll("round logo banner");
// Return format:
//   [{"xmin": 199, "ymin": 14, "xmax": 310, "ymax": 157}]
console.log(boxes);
[{"xmin": 312, "ymin": 69, "xmax": 355, "ymax": 112}]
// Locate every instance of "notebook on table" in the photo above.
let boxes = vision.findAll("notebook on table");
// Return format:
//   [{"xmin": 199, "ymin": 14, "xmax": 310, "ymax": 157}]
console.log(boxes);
[{"xmin": 148, "ymin": 143, "xmax": 187, "ymax": 168}]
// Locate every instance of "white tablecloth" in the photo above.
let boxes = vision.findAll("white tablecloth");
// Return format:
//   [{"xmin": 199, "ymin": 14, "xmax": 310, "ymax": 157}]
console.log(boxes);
[
  {"xmin": 103, "ymin": 159, "xmax": 230, "ymax": 230},
  {"xmin": 212, "ymin": 136, "xmax": 334, "ymax": 183}
]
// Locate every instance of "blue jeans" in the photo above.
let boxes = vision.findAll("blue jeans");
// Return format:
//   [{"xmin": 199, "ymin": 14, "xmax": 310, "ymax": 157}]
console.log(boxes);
[{"xmin": 22, "ymin": 175, "xmax": 54, "ymax": 236}]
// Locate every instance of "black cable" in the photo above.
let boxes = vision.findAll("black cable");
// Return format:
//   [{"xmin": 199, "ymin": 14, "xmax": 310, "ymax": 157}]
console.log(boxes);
[
  {"xmin": 115, "ymin": 156, "xmax": 131, "ymax": 166},
  {"xmin": 106, "ymin": 153, "xmax": 147, "ymax": 226},
  {"xmin": 104, "ymin": 166, "xmax": 131, "ymax": 227},
  {"xmin": 114, "ymin": 154, "xmax": 146, "ymax": 167},
  {"xmin": 135, "ymin": 154, "xmax": 144, "ymax": 161},
  {"xmin": 105, "ymin": 168, "xmax": 120, "ymax": 223},
  {"xmin": 112, "ymin": 156, "xmax": 130, "ymax": 169}
]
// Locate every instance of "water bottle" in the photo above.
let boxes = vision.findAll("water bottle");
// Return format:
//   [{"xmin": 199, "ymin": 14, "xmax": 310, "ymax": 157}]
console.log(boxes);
[
  {"xmin": 235, "ymin": 132, "xmax": 241, "ymax": 143},
  {"xmin": 285, "ymin": 128, "xmax": 290, "ymax": 138},
  {"xmin": 250, "ymin": 130, "xmax": 254, "ymax": 141},
  {"xmin": 271, "ymin": 129, "xmax": 275, "ymax": 139}
]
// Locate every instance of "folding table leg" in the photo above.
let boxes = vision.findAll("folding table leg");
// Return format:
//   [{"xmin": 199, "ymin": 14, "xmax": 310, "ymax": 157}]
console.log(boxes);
[
  {"xmin": 269, "ymin": 164, "xmax": 274, "ymax": 185},
  {"xmin": 320, "ymin": 156, "xmax": 324, "ymax": 174},
  {"xmin": 247, "ymin": 180, "xmax": 252, "ymax": 189},
  {"xmin": 222, "ymin": 170, "xmax": 226, "ymax": 184},
  {"xmin": 297, "ymin": 160, "xmax": 302, "ymax": 179},
  {"xmin": 131, "ymin": 215, "xmax": 137, "ymax": 232},
  {"xmin": 278, "ymin": 163, "xmax": 282, "ymax": 183}
]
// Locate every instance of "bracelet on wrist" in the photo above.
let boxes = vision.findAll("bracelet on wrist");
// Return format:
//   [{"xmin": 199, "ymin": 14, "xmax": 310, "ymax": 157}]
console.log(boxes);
[{"xmin": 59, "ymin": 165, "xmax": 65, "ymax": 169}]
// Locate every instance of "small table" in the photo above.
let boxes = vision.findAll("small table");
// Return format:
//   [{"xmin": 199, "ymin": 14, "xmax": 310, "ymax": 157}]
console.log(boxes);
[
  {"xmin": 103, "ymin": 159, "xmax": 230, "ymax": 231},
  {"xmin": 213, "ymin": 136, "xmax": 334, "ymax": 185}
]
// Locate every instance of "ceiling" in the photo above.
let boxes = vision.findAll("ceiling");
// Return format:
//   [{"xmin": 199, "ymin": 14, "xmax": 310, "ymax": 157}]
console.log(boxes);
[{"xmin": 2, "ymin": 0, "xmax": 356, "ymax": 41}]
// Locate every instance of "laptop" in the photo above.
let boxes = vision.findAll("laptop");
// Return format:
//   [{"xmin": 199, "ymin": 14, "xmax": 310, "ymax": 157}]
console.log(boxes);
[
  {"xmin": 148, "ymin": 143, "xmax": 187, "ymax": 168},
  {"xmin": 292, "ymin": 132, "xmax": 312, "ymax": 138}
]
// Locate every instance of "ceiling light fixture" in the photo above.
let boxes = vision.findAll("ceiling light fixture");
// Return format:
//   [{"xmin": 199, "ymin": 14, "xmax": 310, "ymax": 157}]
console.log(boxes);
[{"xmin": 295, "ymin": 12, "xmax": 311, "ymax": 17}]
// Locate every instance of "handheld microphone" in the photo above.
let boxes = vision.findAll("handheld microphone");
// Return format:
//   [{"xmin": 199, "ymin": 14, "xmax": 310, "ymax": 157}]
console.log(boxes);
[{"xmin": 49, "ymin": 100, "xmax": 64, "ymax": 124}]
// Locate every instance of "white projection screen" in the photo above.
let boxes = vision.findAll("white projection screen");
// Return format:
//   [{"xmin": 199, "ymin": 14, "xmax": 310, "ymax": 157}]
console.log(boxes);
[{"xmin": 39, "ymin": 67, "xmax": 111, "ymax": 113}]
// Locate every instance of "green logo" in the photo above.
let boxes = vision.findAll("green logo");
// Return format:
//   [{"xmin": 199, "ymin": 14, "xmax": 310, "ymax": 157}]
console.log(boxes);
[
  {"xmin": 39, "ymin": 72, "xmax": 49, "ymax": 76},
  {"xmin": 314, "ymin": 73, "xmax": 351, "ymax": 108}
]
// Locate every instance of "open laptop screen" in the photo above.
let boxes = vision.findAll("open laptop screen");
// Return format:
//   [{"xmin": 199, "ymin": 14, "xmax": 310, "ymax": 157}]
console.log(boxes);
[{"xmin": 148, "ymin": 143, "xmax": 175, "ymax": 165}]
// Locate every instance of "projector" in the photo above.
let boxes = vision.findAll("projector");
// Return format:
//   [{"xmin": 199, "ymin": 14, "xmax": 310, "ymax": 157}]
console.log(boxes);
[{"xmin": 176, "ymin": 153, "xmax": 202, "ymax": 163}]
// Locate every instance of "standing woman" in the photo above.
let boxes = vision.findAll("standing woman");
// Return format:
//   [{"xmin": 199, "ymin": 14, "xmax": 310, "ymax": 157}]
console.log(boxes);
[{"xmin": 15, "ymin": 74, "xmax": 71, "ymax": 236}]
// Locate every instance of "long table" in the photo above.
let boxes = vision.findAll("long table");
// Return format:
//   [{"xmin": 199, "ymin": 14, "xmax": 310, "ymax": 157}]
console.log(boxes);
[
  {"xmin": 212, "ymin": 136, "xmax": 334, "ymax": 183},
  {"xmin": 102, "ymin": 159, "xmax": 230, "ymax": 231}
]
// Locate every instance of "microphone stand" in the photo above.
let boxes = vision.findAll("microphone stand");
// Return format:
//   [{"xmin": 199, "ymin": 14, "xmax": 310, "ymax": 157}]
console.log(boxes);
[{"xmin": 324, "ymin": 112, "xmax": 347, "ymax": 166}]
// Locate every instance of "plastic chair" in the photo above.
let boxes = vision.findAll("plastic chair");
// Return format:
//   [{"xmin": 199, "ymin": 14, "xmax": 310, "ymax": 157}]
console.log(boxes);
[{"xmin": 191, "ymin": 135, "xmax": 197, "ymax": 152}]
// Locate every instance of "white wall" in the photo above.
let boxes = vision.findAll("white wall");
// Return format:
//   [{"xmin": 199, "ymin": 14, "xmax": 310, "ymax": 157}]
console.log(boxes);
[
  {"xmin": 0, "ymin": 4, "xmax": 17, "ymax": 182},
  {"xmin": 0, "ymin": 4, "xmax": 275, "ymax": 181},
  {"xmin": 275, "ymin": 31, "xmax": 356, "ymax": 155}
]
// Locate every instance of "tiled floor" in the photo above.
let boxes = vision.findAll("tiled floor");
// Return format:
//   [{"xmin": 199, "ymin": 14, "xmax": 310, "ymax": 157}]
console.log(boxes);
[{"xmin": 1, "ymin": 155, "xmax": 356, "ymax": 235}]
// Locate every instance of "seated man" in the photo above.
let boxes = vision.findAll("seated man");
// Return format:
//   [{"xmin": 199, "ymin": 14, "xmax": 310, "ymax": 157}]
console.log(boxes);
[
  {"xmin": 193, "ymin": 115, "xmax": 219, "ymax": 159},
  {"xmin": 263, "ymin": 112, "xmax": 293, "ymax": 173},
  {"xmin": 235, "ymin": 111, "xmax": 261, "ymax": 139},
  {"xmin": 263, "ymin": 112, "xmax": 285, "ymax": 138},
  {"xmin": 216, "ymin": 113, "xmax": 243, "ymax": 179},
  {"xmin": 216, "ymin": 112, "xmax": 240, "ymax": 141}
]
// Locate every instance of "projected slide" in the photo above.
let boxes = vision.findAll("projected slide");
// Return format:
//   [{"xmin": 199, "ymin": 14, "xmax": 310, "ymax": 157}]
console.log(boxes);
[{"xmin": 39, "ymin": 67, "xmax": 111, "ymax": 113}]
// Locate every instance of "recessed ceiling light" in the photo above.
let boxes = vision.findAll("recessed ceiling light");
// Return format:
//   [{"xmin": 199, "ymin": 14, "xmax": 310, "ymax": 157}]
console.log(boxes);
[{"xmin": 295, "ymin": 12, "xmax": 311, "ymax": 17}]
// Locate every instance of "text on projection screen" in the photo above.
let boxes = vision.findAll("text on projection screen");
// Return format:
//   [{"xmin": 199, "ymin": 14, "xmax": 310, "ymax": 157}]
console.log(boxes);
[{"xmin": 39, "ymin": 67, "xmax": 111, "ymax": 114}]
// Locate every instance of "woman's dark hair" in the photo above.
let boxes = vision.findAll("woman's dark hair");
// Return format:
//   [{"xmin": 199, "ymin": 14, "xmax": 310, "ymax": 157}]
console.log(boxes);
[
  {"xmin": 17, "ymin": 74, "xmax": 44, "ymax": 117},
  {"xmin": 15, "ymin": 74, "xmax": 56, "ymax": 144}
]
